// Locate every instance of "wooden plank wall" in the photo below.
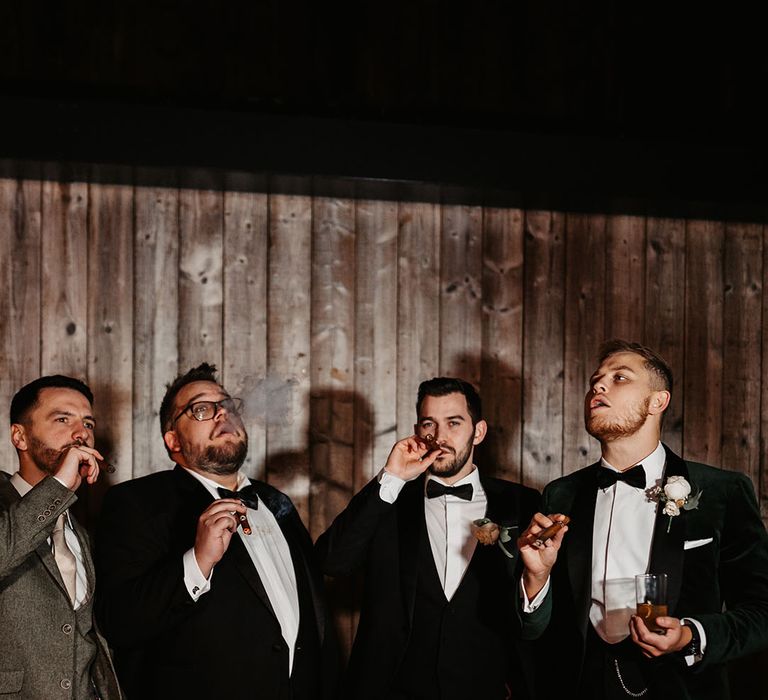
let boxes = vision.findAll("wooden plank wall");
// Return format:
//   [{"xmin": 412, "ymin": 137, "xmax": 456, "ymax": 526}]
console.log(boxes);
[
  {"xmin": 0, "ymin": 166, "xmax": 766, "ymax": 649},
  {"xmin": 1, "ymin": 167, "xmax": 766, "ymax": 510}
]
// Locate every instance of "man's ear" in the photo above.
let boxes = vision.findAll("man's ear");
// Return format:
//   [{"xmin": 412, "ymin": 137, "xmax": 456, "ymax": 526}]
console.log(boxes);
[
  {"xmin": 472, "ymin": 419, "xmax": 488, "ymax": 446},
  {"xmin": 649, "ymin": 390, "xmax": 671, "ymax": 416},
  {"xmin": 10, "ymin": 423, "xmax": 28, "ymax": 451},
  {"xmin": 163, "ymin": 430, "xmax": 181, "ymax": 455}
]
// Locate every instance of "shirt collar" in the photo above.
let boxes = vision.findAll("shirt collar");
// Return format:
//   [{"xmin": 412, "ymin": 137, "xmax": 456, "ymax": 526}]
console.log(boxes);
[
  {"xmin": 600, "ymin": 441, "xmax": 665, "ymax": 488},
  {"xmin": 425, "ymin": 465, "xmax": 484, "ymax": 499},
  {"xmin": 182, "ymin": 467, "xmax": 250, "ymax": 499}
]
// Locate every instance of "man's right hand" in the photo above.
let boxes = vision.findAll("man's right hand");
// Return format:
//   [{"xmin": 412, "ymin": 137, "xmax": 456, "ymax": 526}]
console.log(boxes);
[
  {"xmin": 518, "ymin": 512, "xmax": 569, "ymax": 599},
  {"xmin": 193, "ymin": 499, "xmax": 247, "ymax": 579},
  {"xmin": 54, "ymin": 444, "xmax": 104, "ymax": 491},
  {"xmin": 383, "ymin": 435, "xmax": 441, "ymax": 481}
]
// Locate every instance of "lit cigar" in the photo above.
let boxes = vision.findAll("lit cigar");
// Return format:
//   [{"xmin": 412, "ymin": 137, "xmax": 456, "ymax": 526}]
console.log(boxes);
[
  {"xmin": 73, "ymin": 438, "xmax": 116, "ymax": 473},
  {"xmin": 524, "ymin": 516, "xmax": 570, "ymax": 547},
  {"xmin": 237, "ymin": 511, "xmax": 252, "ymax": 535},
  {"xmin": 420, "ymin": 433, "xmax": 444, "ymax": 458}
]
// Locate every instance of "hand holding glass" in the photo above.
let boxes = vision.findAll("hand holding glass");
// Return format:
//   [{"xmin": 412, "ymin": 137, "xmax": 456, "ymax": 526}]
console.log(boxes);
[{"xmin": 635, "ymin": 573, "xmax": 668, "ymax": 633}]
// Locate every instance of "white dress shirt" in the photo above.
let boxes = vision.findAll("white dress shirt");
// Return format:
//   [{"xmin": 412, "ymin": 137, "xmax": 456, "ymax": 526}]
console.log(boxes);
[
  {"xmin": 11, "ymin": 472, "xmax": 88, "ymax": 609},
  {"xmin": 591, "ymin": 442, "xmax": 706, "ymax": 663},
  {"xmin": 181, "ymin": 469, "xmax": 300, "ymax": 673},
  {"xmin": 379, "ymin": 466, "xmax": 547, "ymax": 609}
]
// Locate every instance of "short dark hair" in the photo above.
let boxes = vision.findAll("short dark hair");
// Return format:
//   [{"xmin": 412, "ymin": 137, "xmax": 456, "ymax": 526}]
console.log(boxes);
[
  {"xmin": 416, "ymin": 377, "xmax": 482, "ymax": 426},
  {"xmin": 598, "ymin": 339, "xmax": 674, "ymax": 394},
  {"xmin": 159, "ymin": 362, "xmax": 221, "ymax": 435},
  {"xmin": 10, "ymin": 375, "xmax": 94, "ymax": 425}
]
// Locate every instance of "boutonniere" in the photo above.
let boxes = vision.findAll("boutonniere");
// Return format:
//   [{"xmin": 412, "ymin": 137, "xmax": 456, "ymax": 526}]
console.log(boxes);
[
  {"xmin": 471, "ymin": 518, "xmax": 515, "ymax": 558},
  {"xmin": 649, "ymin": 475, "xmax": 702, "ymax": 533}
]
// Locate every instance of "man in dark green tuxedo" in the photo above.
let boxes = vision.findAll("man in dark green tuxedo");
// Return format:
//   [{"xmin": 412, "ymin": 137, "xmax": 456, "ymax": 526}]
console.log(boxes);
[{"xmin": 524, "ymin": 340, "xmax": 768, "ymax": 699}]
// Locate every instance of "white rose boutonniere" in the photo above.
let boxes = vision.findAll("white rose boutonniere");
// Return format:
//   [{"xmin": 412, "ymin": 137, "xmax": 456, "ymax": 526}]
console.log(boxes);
[{"xmin": 650, "ymin": 475, "xmax": 702, "ymax": 532}]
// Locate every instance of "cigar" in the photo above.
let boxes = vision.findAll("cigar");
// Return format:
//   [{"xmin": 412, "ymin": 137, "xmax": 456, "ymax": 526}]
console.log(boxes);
[
  {"xmin": 238, "ymin": 512, "xmax": 252, "ymax": 535},
  {"xmin": 420, "ymin": 433, "xmax": 444, "ymax": 458},
  {"xmin": 73, "ymin": 439, "xmax": 116, "ymax": 474},
  {"xmin": 526, "ymin": 516, "xmax": 570, "ymax": 547}
]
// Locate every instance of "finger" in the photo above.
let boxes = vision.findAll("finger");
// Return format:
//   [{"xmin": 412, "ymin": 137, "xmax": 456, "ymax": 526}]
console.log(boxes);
[
  {"xmin": 206, "ymin": 512, "xmax": 239, "ymax": 533},
  {"xmin": 72, "ymin": 445, "xmax": 105, "ymax": 462},
  {"xmin": 208, "ymin": 498, "xmax": 247, "ymax": 511}
]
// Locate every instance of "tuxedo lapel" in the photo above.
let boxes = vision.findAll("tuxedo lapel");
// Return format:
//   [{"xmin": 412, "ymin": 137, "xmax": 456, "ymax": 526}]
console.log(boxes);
[
  {"xmin": 566, "ymin": 465, "xmax": 599, "ymax": 638},
  {"xmin": 251, "ymin": 481, "xmax": 326, "ymax": 642},
  {"xmin": 398, "ymin": 475, "xmax": 427, "ymax": 625},
  {"xmin": 648, "ymin": 445, "xmax": 687, "ymax": 613}
]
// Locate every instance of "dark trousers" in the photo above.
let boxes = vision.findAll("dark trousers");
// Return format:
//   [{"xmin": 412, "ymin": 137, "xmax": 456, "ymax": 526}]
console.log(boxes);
[{"xmin": 579, "ymin": 624, "xmax": 658, "ymax": 700}]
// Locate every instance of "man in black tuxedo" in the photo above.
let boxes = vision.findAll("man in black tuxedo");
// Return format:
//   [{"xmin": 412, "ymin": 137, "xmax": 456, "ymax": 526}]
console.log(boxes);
[
  {"xmin": 316, "ymin": 377, "xmax": 563, "ymax": 700},
  {"xmin": 527, "ymin": 340, "xmax": 768, "ymax": 699},
  {"xmin": 95, "ymin": 363, "xmax": 336, "ymax": 700}
]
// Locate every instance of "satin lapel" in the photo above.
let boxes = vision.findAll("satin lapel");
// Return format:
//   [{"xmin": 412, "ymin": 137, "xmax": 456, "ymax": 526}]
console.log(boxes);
[
  {"xmin": 481, "ymin": 477, "xmax": 519, "ymax": 565},
  {"xmin": 251, "ymin": 481, "xmax": 325, "ymax": 640},
  {"xmin": 173, "ymin": 467, "xmax": 277, "ymax": 619},
  {"xmin": 398, "ymin": 475, "xmax": 427, "ymax": 625},
  {"xmin": 647, "ymin": 445, "xmax": 687, "ymax": 613},
  {"xmin": 566, "ymin": 465, "xmax": 599, "ymax": 638}
]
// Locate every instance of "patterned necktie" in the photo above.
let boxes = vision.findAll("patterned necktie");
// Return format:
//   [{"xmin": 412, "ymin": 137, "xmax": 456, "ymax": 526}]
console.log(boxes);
[
  {"xmin": 425, "ymin": 480, "xmax": 473, "ymax": 501},
  {"xmin": 52, "ymin": 513, "xmax": 77, "ymax": 604},
  {"xmin": 596, "ymin": 464, "xmax": 646, "ymax": 490}
]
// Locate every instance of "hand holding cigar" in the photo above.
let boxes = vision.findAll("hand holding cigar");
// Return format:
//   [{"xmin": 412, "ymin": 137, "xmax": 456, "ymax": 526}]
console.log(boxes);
[{"xmin": 521, "ymin": 515, "xmax": 571, "ymax": 548}]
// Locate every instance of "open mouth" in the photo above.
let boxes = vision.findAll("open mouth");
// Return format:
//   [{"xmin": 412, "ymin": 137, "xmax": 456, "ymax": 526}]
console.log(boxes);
[{"xmin": 589, "ymin": 397, "xmax": 610, "ymax": 410}]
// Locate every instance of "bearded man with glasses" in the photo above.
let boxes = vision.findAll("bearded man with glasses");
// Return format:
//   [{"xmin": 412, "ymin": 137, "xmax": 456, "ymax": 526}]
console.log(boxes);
[{"xmin": 95, "ymin": 363, "xmax": 337, "ymax": 700}]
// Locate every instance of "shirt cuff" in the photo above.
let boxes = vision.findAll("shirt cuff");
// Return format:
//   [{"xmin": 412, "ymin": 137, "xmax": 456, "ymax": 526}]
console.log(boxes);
[
  {"xmin": 681, "ymin": 617, "xmax": 707, "ymax": 666},
  {"xmin": 520, "ymin": 576, "xmax": 550, "ymax": 613},
  {"xmin": 183, "ymin": 548, "xmax": 212, "ymax": 601},
  {"xmin": 377, "ymin": 468, "xmax": 408, "ymax": 504}
]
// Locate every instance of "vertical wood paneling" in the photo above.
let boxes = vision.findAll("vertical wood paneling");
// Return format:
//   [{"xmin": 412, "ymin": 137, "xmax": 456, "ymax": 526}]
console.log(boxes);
[
  {"xmin": 721, "ymin": 223, "xmax": 762, "ymax": 489},
  {"xmin": 133, "ymin": 172, "xmax": 179, "ymax": 477},
  {"xmin": 40, "ymin": 166, "xmax": 89, "ymax": 375},
  {"xmin": 439, "ymin": 199, "xmax": 483, "ymax": 384},
  {"xmin": 644, "ymin": 217, "xmax": 686, "ymax": 453},
  {"xmin": 0, "ymin": 176, "xmax": 41, "ymax": 468},
  {"xmin": 396, "ymin": 191, "xmax": 440, "ymax": 435},
  {"xmin": 179, "ymin": 172, "xmax": 223, "ymax": 369},
  {"xmin": 563, "ymin": 213, "xmax": 607, "ymax": 471},
  {"xmin": 522, "ymin": 210, "xmax": 565, "ymax": 489},
  {"xmin": 683, "ymin": 220, "xmax": 724, "ymax": 465},
  {"xmin": 267, "ymin": 179, "xmax": 313, "ymax": 521},
  {"xmin": 223, "ymin": 173, "xmax": 269, "ymax": 480},
  {"xmin": 481, "ymin": 207, "xmax": 524, "ymax": 480},
  {"xmin": 354, "ymin": 197, "xmax": 399, "ymax": 490},
  {"xmin": 762, "ymin": 226, "xmax": 768, "ymax": 524},
  {"xmin": 87, "ymin": 174, "xmax": 134, "ymax": 504},
  {"xmin": 309, "ymin": 181, "xmax": 356, "ymax": 539},
  {"xmin": 605, "ymin": 213, "xmax": 645, "ymax": 340}
]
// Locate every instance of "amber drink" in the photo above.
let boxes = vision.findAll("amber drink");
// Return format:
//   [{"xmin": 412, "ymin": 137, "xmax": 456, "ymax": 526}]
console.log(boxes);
[{"xmin": 635, "ymin": 574, "xmax": 668, "ymax": 634}]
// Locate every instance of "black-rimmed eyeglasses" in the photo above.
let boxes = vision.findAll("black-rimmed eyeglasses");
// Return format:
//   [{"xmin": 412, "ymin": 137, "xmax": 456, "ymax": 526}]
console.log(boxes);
[{"xmin": 172, "ymin": 397, "xmax": 244, "ymax": 424}]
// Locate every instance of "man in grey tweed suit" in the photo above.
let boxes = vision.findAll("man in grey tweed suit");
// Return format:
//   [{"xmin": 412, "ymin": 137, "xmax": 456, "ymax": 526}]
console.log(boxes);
[{"xmin": 0, "ymin": 375, "xmax": 121, "ymax": 699}]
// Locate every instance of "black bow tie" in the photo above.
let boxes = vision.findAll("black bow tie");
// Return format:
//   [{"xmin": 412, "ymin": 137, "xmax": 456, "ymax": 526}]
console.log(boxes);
[
  {"xmin": 596, "ymin": 464, "xmax": 646, "ymax": 490},
  {"xmin": 425, "ymin": 480, "xmax": 473, "ymax": 501},
  {"xmin": 217, "ymin": 485, "xmax": 260, "ymax": 510}
]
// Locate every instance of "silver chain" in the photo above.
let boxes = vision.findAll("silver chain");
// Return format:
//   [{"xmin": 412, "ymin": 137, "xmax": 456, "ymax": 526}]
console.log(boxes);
[{"xmin": 614, "ymin": 659, "xmax": 648, "ymax": 697}]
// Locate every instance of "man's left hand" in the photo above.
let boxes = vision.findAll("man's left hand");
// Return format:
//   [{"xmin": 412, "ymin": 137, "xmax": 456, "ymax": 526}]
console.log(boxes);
[{"xmin": 629, "ymin": 615, "xmax": 692, "ymax": 657}]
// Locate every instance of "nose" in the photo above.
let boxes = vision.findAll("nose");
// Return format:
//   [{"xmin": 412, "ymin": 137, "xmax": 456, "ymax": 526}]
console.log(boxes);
[
  {"xmin": 72, "ymin": 422, "xmax": 91, "ymax": 445},
  {"xmin": 592, "ymin": 380, "xmax": 606, "ymax": 394}
]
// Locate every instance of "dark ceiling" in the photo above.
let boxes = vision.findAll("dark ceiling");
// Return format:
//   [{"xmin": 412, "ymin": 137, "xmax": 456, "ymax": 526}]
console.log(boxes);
[{"xmin": 1, "ymin": 1, "xmax": 766, "ymax": 209}]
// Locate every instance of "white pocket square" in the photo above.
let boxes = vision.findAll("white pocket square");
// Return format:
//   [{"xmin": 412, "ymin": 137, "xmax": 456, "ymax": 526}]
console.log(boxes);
[{"xmin": 684, "ymin": 537, "xmax": 713, "ymax": 550}]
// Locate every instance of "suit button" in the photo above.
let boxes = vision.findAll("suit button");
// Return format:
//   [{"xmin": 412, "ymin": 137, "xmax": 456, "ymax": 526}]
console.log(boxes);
[
  {"xmin": 62, "ymin": 624, "xmax": 73, "ymax": 634},
  {"xmin": 296, "ymin": 644, "xmax": 302, "ymax": 651},
  {"xmin": 272, "ymin": 643, "xmax": 284, "ymax": 652},
  {"xmin": 60, "ymin": 678, "xmax": 72, "ymax": 689}
]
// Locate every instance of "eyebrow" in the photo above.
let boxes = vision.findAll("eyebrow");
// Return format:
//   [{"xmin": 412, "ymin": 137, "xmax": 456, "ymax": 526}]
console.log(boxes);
[
  {"xmin": 590, "ymin": 365, "xmax": 638, "ymax": 381},
  {"xmin": 419, "ymin": 415, "xmax": 466, "ymax": 422},
  {"xmin": 178, "ymin": 391, "xmax": 229, "ymax": 408}
]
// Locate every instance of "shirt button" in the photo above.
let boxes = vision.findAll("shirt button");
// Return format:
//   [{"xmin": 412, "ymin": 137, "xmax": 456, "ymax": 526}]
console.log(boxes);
[
  {"xmin": 62, "ymin": 624, "xmax": 73, "ymax": 634},
  {"xmin": 60, "ymin": 678, "xmax": 72, "ymax": 690}
]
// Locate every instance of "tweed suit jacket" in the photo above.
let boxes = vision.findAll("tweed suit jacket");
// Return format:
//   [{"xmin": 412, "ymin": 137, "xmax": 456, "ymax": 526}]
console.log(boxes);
[{"xmin": 0, "ymin": 472, "xmax": 121, "ymax": 699}]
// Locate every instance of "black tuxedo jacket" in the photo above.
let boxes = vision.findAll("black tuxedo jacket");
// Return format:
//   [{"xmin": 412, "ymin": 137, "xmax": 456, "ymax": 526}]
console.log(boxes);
[
  {"xmin": 316, "ymin": 472, "xmax": 546, "ymax": 700},
  {"xmin": 95, "ymin": 466, "xmax": 337, "ymax": 700},
  {"xmin": 537, "ymin": 444, "xmax": 768, "ymax": 700}
]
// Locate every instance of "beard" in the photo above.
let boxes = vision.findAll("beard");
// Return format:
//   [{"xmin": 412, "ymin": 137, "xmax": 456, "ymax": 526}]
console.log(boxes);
[
  {"xmin": 26, "ymin": 435, "xmax": 74, "ymax": 476},
  {"xmin": 428, "ymin": 432, "xmax": 474, "ymax": 479},
  {"xmin": 180, "ymin": 432, "xmax": 248, "ymax": 476},
  {"xmin": 586, "ymin": 395, "xmax": 651, "ymax": 441}
]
